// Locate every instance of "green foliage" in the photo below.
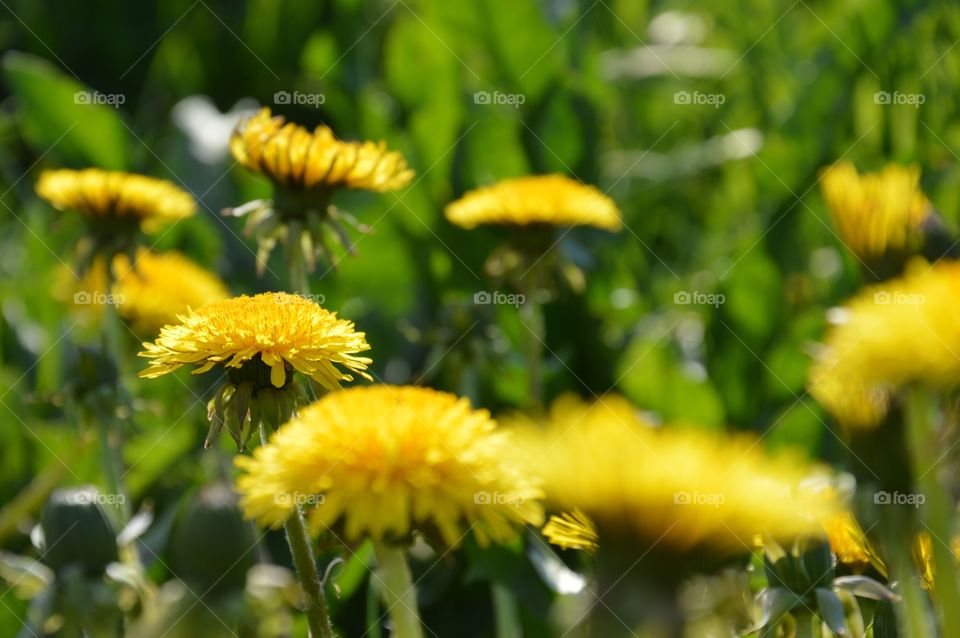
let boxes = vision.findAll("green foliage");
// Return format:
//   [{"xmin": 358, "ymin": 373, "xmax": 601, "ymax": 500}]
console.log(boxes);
[{"xmin": 1, "ymin": 0, "xmax": 959, "ymax": 635}]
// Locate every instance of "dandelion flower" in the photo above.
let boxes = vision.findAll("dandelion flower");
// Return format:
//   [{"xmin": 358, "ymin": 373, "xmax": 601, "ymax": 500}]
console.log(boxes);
[
  {"xmin": 822, "ymin": 511, "xmax": 886, "ymax": 576},
  {"xmin": 61, "ymin": 249, "xmax": 230, "ymax": 334},
  {"xmin": 542, "ymin": 509, "xmax": 598, "ymax": 554},
  {"xmin": 230, "ymin": 108, "xmax": 414, "ymax": 192},
  {"xmin": 518, "ymin": 394, "xmax": 834, "ymax": 552},
  {"xmin": 225, "ymin": 108, "xmax": 414, "ymax": 279},
  {"xmin": 809, "ymin": 260, "xmax": 960, "ymax": 428},
  {"xmin": 915, "ymin": 531, "xmax": 960, "ymax": 591},
  {"xmin": 445, "ymin": 175, "xmax": 621, "ymax": 231},
  {"xmin": 819, "ymin": 162, "xmax": 929, "ymax": 261},
  {"xmin": 111, "ymin": 250, "xmax": 230, "ymax": 332},
  {"xmin": 36, "ymin": 168, "xmax": 195, "ymax": 232},
  {"xmin": 235, "ymin": 385, "xmax": 543, "ymax": 547},
  {"xmin": 139, "ymin": 291, "xmax": 371, "ymax": 390}
]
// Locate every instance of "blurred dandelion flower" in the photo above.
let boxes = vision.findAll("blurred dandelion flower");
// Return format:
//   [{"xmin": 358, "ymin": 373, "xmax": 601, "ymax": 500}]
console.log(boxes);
[
  {"xmin": 235, "ymin": 385, "xmax": 543, "ymax": 547},
  {"xmin": 36, "ymin": 168, "xmax": 195, "ymax": 232},
  {"xmin": 62, "ymin": 249, "xmax": 230, "ymax": 334},
  {"xmin": 110, "ymin": 251, "xmax": 230, "ymax": 332},
  {"xmin": 819, "ymin": 162, "xmax": 929, "ymax": 261},
  {"xmin": 139, "ymin": 292, "xmax": 371, "ymax": 447},
  {"xmin": 517, "ymin": 394, "xmax": 834, "ymax": 552},
  {"xmin": 225, "ymin": 108, "xmax": 414, "ymax": 279},
  {"xmin": 915, "ymin": 531, "xmax": 960, "ymax": 591},
  {"xmin": 809, "ymin": 259, "xmax": 960, "ymax": 429},
  {"xmin": 822, "ymin": 511, "xmax": 886, "ymax": 576},
  {"xmin": 542, "ymin": 509, "xmax": 598, "ymax": 554},
  {"xmin": 444, "ymin": 174, "xmax": 621, "ymax": 231}
]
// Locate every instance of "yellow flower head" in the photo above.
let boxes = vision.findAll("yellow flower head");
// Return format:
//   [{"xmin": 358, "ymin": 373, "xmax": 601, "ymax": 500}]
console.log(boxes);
[
  {"xmin": 516, "ymin": 394, "xmax": 834, "ymax": 552},
  {"xmin": 36, "ymin": 168, "xmax": 195, "ymax": 232},
  {"xmin": 138, "ymin": 291, "xmax": 372, "ymax": 389},
  {"xmin": 542, "ymin": 509, "xmax": 598, "ymax": 554},
  {"xmin": 444, "ymin": 175, "xmax": 622, "ymax": 231},
  {"xmin": 235, "ymin": 385, "xmax": 544, "ymax": 546},
  {"xmin": 809, "ymin": 260, "xmax": 960, "ymax": 429},
  {"xmin": 112, "ymin": 250, "xmax": 230, "ymax": 332},
  {"xmin": 229, "ymin": 108, "xmax": 414, "ymax": 192},
  {"xmin": 819, "ymin": 162, "xmax": 929, "ymax": 260},
  {"xmin": 822, "ymin": 511, "xmax": 886, "ymax": 576},
  {"xmin": 62, "ymin": 249, "xmax": 230, "ymax": 333}
]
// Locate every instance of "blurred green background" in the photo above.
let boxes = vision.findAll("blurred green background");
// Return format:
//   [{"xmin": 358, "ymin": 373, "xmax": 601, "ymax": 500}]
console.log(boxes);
[{"xmin": 2, "ymin": 0, "xmax": 960, "ymax": 635}]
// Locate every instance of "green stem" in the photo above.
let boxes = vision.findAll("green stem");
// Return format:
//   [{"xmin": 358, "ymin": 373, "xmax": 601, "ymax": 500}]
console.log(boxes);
[
  {"xmin": 892, "ymin": 552, "xmax": 931, "ymax": 638},
  {"xmin": 492, "ymin": 583, "xmax": 522, "ymax": 638},
  {"xmin": 905, "ymin": 385, "xmax": 960, "ymax": 635},
  {"xmin": 373, "ymin": 541, "xmax": 424, "ymax": 638},
  {"xmin": 520, "ymin": 287, "xmax": 544, "ymax": 412},
  {"xmin": 260, "ymin": 423, "xmax": 333, "ymax": 638},
  {"xmin": 98, "ymin": 415, "xmax": 130, "ymax": 523},
  {"xmin": 794, "ymin": 613, "xmax": 818, "ymax": 638}
]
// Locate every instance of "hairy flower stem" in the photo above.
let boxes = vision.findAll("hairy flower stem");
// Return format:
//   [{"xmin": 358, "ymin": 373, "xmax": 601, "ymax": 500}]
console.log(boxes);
[
  {"xmin": 260, "ymin": 423, "xmax": 333, "ymax": 638},
  {"xmin": 517, "ymin": 271, "xmax": 545, "ymax": 413},
  {"xmin": 905, "ymin": 385, "xmax": 960, "ymax": 635},
  {"xmin": 373, "ymin": 541, "xmax": 424, "ymax": 638}
]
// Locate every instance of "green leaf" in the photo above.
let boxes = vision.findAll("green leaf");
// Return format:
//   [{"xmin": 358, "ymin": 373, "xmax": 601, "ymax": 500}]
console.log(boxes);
[
  {"xmin": 815, "ymin": 588, "xmax": 849, "ymax": 637},
  {"xmin": 2, "ymin": 52, "xmax": 129, "ymax": 169}
]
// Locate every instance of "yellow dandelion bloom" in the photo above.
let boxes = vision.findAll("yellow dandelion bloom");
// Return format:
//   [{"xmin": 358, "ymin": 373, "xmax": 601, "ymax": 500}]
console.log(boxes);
[
  {"xmin": 229, "ymin": 108, "xmax": 414, "ymax": 192},
  {"xmin": 819, "ymin": 162, "xmax": 929, "ymax": 260},
  {"xmin": 61, "ymin": 249, "xmax": 229, "ymax": 333},
  {"xmin": 138, "ymin": 291, "xmax": 372, "ymax": 389},
  {"xmin": 36, "ymin": 168, "xmax": 195, "ymax": 232},
  {"xmin": 822, "ymin": 511, "xmax": 886, "ymax": 576},
  {"xmin": 444, "ymin": 175, "xmax": 622, "ymax": 231},
  {"xmin": 542, "ymin": 509, "xmax": 599, "ymax": 554},
  {"xmin": 235, "ymin": 385, "xmax": 543, "ymax": 547},
  {"xmin": 111, "ymin": 250, "xmax": 230, "ymax": 332},
  {"xmin": 518, "ymin": 394, "xmax": 834, "ymax": 552},
  {"xmin": 809, "ymin": 259, "xmax": 960, "ymax": 429}
]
